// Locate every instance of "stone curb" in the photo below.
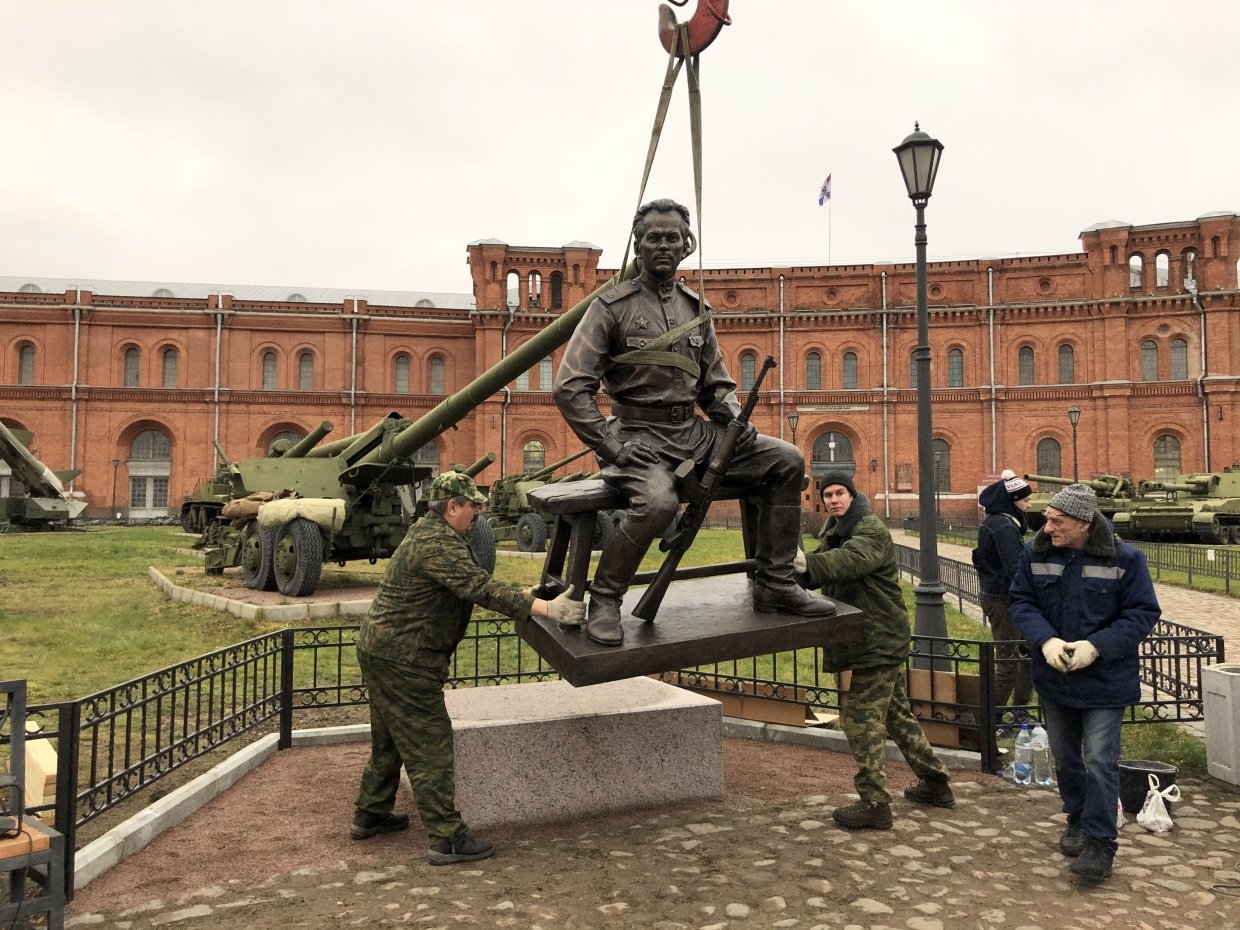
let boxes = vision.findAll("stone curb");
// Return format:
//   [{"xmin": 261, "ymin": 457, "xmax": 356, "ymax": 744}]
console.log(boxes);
[{"xmin": 146, "ymin": 567, "xmax": 374, "ymax": 623}]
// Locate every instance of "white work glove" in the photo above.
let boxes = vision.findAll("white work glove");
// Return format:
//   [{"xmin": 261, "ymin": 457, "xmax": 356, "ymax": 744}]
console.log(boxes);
[
  {"xmin": 544, "ymin": 585, "xmax": 585, "ymax": 625},
  {"xmin": 1066, "ymin": 639, "xmax": 1099, "ymax": 671},
  {"xmin": 793, "ymin": 548, "xmax": 807, "ymax": 573},
  {"xmin": 1041, "ymin": 637, "xmax": 1072, "ymax": 672}
]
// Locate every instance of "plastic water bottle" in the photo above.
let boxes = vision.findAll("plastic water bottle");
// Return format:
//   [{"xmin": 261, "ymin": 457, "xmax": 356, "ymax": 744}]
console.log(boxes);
[
  {"xmin": 1031, "ymin": 724, "xmax": 1054, "ymax": 786},
  {"xmin": 1012, "ymin": 723, "xmax": 1033, "ymax": 784}
]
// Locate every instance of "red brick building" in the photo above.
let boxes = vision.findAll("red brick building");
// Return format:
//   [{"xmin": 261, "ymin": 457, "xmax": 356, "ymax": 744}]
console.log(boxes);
[{"xmin": 2, "ymin": 212, "xmax": 1238, "ymax": 521}]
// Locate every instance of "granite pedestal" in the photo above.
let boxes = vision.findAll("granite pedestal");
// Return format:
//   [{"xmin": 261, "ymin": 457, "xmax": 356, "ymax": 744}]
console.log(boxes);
[{"xmin": 401, "ymin": 677, "xmax": 722, "ymax": 831}]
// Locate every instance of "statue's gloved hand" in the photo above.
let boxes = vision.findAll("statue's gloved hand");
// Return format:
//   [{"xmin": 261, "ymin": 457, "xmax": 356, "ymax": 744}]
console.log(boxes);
[
  {"xmin": 545, "ymin": 585, "xmax": 585, "ymax": 625},
  {"xmin": 607, "ymin": 439, "xmax": 661, "ymax": 468},
  {"xmin": 1066, "ymin": 639, "xmax": 1099, "ymax": 671},
  {"xmin": 1041, "ymin": 637, "xmax": 1072, "ymax": 672}
]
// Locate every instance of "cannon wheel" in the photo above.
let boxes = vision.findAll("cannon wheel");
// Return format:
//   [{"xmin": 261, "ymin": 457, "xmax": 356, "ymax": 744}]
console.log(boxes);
[
  {"xmin": 516, "ymin": 512, "xmax": 548, "ymax": 553},
  {"xmin": 468, "ymin": 515, "xmax": 497, "ymax": 573},
  {"xmin": 273, "ymin": 517, "xmax": 324, "ymax": 597},
  {"xmin": 241, "ymin": 519, "xmax": 278, "ymax": 591}
]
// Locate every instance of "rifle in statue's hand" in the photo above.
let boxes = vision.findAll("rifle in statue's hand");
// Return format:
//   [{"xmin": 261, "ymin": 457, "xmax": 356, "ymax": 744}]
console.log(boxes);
[{"xmin": 631, "ymin": 355, "xmax": 777, "ymax": 622}]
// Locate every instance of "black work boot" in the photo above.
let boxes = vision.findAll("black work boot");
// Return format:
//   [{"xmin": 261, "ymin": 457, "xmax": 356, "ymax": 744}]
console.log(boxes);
[
  {"xmin": 350, "ymin": 809, "xmax": 410, "ymax": 841},
  {"xmin": 1059, "ymin": 816, "xmax": 1086, "ymax": 857},
  {"xmin": 428, "ymin": 831, "xmax": 495, "ymax": 865},
  {"xmin": 585, "ymin": 524, "xmax": 650, "ymax": 647},
  {"xmin": 832, "ymin": 799, "xmax": 893, "ymax": 830},
  {"xmin": 903, "ymin": 777, "xmax": 956, "ymax": 809},
  {"xmin": 752, "ymin": 504, "xmax": 838, "ymax": 617},
  {"xmin": 1070, "ymin": 838, "xmax": 1114, "ymax": 883}
]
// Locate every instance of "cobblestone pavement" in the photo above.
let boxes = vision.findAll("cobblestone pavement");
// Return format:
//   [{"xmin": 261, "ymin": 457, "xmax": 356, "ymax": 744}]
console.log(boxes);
[{"xmin": 65, "ymin": 776, "xmax": 1240, "ymax": 930}]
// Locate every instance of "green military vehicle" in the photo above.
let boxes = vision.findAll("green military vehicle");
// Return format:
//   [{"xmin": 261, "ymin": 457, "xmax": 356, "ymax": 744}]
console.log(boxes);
[
  {"xmin": 0, "ymin": 419, "xmax": 87, "ymax": 531},
  {"xmin": 484, "ymin": 447, "xmax": 602, "ymax": 552},
  {"xmin": 1113, "ymin": 467, "xmax": 1240, "ymax": 544},
  {"xmin": 197, "ymin": 260, "xmax": 638, "ymax": 596},
  {"xmin": 1023, "ymin": 473, "xmax": 1141, "ymax": 532}
]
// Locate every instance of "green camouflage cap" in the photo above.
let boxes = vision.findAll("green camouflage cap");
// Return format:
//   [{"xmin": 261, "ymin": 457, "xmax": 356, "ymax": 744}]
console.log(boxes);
[{"xmin": 426, "ymin": 470, "xmax": 488, "ymax": 504}]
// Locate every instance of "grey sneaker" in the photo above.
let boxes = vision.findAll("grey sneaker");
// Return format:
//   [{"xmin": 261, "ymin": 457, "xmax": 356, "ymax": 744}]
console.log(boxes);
[{"xmin": 428, "ymin": 831, "xmax": 495, "ymax": 865}]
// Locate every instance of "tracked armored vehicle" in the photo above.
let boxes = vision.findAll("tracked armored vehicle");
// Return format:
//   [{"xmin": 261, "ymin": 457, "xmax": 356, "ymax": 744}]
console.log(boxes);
[
  {"xmin": 1023, "ymin": 473, "xmax": 1141, "ymax": 532},
  {"xmin": 1113, "ymin": 467, "xmax": 1240, "ymax": 544}
]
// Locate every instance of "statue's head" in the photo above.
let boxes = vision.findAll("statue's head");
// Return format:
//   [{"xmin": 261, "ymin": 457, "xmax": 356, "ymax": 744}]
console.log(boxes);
[{"xmin": 632, "ymin": 199, "xmax": 696, "ymax": 282}]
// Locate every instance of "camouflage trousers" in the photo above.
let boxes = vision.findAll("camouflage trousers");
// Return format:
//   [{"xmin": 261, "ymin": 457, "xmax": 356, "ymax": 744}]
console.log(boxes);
[
  {"xmin": 355, "ymin": 650, "xmax": 465, "ymax": 842},
  {"xmin": 841, "ymin": 663, "xmax": 951, "ymax": 805}
]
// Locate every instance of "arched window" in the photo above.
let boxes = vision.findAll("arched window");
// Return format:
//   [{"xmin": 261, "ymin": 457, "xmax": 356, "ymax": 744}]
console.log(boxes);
[
  {"xmin": 811, "ymin": 431, "xmax": 854, "ymax": 476},
  {"xmin": 414, "ymin": 298, "xmax": 435, "ymax": 309},
  {"xmin": 909, "ymin": 350, "xmax": 919, "ymax": 389},
  {"xmin": 842, "ymin": 351, "xmax": 858, "ymax": 390},
  {"xmin": 505, "ymin": 271, "xmax": 520, "ymax": 309},
  {"xmin": 1153, "ymin": 434, "xmax": 1182, "ymax": 483},
  {"xmin": 522, "ymin": 440, "xmax": 545, "ymax": 472},
  {"xmin": 123, "ymin": 346, "xmax": 141, "ymax": 387},
  {"xmin": 806, "ymin": 351, "xmax": 822, "ymax": 390},
  {"xmin": 18, "ymin": 283, "xmax": 41, "ymax": 294},
  {"xmin": 1057, "ymin": 343, "xmax": 1075, "ymax": 384},
  {"xmin": 394, "ymin": 353, "xmax": 410, "ymax": 393},
  {"xmin": 17, "ymin": 344, "xmax": 35, "ymax": 385},
  {"xmin": 550, "ymin": 272, "xmax": 564, "ymax": 309},
  {"xmin": 1140, "ymin": 340, "xmax": 1158, "ymax": 382},
  {"xmin": 1018, "ymin": 345, "xmax": 1035, "ymax": 385},
  {"xmin": 298, "ymin": 352, "xmax": 314, "ymax": 391},
  {"xmin": 1170, "ymin": 338, "xmax": 1188, "ymax": 380},
  {"xmin": 1036, "ymin": 438, "xmax": 1062, "ymax": 477},
  {"xmin": 413, "ymin": 442, "xmax": 439, "ymax": 472},
  {"xmin": 1108, "ymin": 245, "xmax": 1118, "ymax": 265},
  {"xmin": 527, "ymin": 271, "xmax": 542, "ymax": 307},
  {"xmin": 932, "ymin": 438, "xmax": 951, "ymax": 492},
  {"xmin": 429, "ymin": 357, "xmax": 445, "ymax": 394},
  {"xmin": 128, "ymin": 428, "xmax": 172, "ymax": 518},
  {"xmin": 739, "ymin": 352, "xmax": 757, "ymax": 391},
  {"xmin": 262, "ymin": 351, "xmax": 278, "ymax": 391},
  {"xmin": 267, "ymin": 429, "xmax": 303, "ymax": 456},
  {"xmin": 1155, "ymin": 251, "xmax": 1170, "ymax": 289},
  {"xmin": 539, "ymin": 357, "xmax": 553, "ymax": 391},
  {"xmin": 161, "ymin": 347, "xmax": 178, "ymax": 388},
  {"xmin": 152, "ymin": 288, "xmax": 175, "ymax": 298},
  {"xmin": 1129, "ymin": 254, "xmax": 1144, "ymax": 289},
  {"xmin": 947, "ymin": 347, "xmax": 964, "ymax": 388},
  {"xmin": 1182, "ymin": 249, "xmax": 1198, "ymax": 289}
]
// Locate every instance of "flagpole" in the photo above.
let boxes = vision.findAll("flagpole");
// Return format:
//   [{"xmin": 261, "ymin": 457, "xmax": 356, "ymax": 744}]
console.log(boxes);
[{"xmin": 828, "ymin": 200, "xmax": 832, "ymax": 267}]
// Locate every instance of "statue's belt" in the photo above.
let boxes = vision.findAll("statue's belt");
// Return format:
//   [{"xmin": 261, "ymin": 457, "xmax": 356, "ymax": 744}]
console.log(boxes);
[{"xmin": 609, "ymin": 401, "xmax": 697, "ymax": 424}]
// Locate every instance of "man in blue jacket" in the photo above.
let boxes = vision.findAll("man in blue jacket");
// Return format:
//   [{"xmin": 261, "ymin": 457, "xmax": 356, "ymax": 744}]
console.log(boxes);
[{"xmin": 1009, "ymin": 483, "xmax": 1160, "ymax": 884}]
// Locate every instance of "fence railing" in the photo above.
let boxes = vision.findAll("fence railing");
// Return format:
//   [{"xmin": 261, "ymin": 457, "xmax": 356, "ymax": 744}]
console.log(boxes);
[{"xmin": 20, "ymin": 548, "xmax": 1226, "ymax": 899}]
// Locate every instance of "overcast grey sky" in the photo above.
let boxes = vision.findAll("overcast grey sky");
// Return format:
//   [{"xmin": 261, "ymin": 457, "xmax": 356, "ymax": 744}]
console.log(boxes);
[{"xmin": 3, "ymin": 1, "xmax": 1237, "ymax": 296}]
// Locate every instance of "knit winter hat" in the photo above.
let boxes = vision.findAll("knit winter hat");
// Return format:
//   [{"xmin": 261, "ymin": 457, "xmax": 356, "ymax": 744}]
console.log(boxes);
[
  {"xmin": 819, "ymin": 472, "xmax": 858, "ymax": 498},
  {"xmin": 1046, "ymin": 483, "xmax": 1097, "ymax": 522},
  {"xmin": 1001, "ymin": 468, "xmax": 1032, "ymax": 502}
]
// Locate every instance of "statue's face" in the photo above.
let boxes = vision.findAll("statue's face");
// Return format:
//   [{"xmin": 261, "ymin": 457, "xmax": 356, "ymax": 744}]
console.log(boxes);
[{"xmin": 635, "ymin": 210, "xmax": 688, "ymax": 282}]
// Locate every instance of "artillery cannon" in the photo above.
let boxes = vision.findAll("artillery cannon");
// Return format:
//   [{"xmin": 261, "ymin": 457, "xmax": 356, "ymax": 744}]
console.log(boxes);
[
  {"xmin": 0, "ymin": 420, "xmax": 87, "ymax": 531},
  {"xmin": 1022, "ymin": 473, "xmax": 1140, "ymax": 532},
  {"xmin": 200, "ymin": 261, "xmax": 637, "ymax": 596},
  {"xmin": 1112, "ymin": 467, "xmax": 1240, "ymax": 544},
  {"xmin": 484, "ymin": 447, "xmax": 605, "ymax": 552}
]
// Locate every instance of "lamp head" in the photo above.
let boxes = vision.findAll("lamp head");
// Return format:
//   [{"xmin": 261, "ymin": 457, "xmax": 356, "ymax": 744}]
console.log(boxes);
[
  {"xmin": 1067, "ymin": 406, "xmax": 1082, "ymax": 427},
  {"xmin": 893, "ymin": 122, "xmax": 944, "ymax": 202}
]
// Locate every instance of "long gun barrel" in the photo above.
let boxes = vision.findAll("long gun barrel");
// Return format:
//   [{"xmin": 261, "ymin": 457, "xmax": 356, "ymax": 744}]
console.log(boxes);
[
  {"xmin": 632, "ymin": 355, "xmax": 777, "ymax": 622},
  {"xmin": 344, "ymin": 261, "xmax": 639, "ymax": 477},
  {"xmin": 282, "ymin": 421, "xmax": 334, "ymax": 458},
  {"xmin": 524, "ymin": 447, "xmax": 595, "ymax": 482},
  {"xmin": 455, "ymin": 452, "xmax": 497, "ymax": 478},
  {"xmin": 1025, "ymin": 473, "xmax": 1133, "ymax": 495}
]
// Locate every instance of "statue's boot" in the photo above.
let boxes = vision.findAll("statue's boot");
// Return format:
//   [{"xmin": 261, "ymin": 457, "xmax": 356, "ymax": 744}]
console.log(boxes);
[
  {"xmin": 752, "ymin": 504, "xmax": 837, "ymax": 618},
  {"xmin": 586, "ymin": 525, "xmax": 650, "ymax": 646}
]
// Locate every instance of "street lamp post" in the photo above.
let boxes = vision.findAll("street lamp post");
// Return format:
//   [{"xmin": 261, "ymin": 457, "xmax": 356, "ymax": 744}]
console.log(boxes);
[
  {"xmin": 786, "ymin": 412, "xmax": 799, "ymax": 447},
  {"xmin": 1067, "ymin": 406, "xmax": 1081, "ymax": 482},
  {"xmin": 934, "ymin": 450, "xmax": 942, "ymax": 522},
  {"xmin": 111, "ymin": 458, "xmax": 120, "ymax": 518},
  {"xmin": 894, "ymin": 122, "xmax": 948, "ymax": 671}
]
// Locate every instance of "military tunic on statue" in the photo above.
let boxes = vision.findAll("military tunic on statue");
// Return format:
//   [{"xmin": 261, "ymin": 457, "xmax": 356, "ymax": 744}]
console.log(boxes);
[
  {"xmin": 554, "ymin": 276, "xmax": 805, "ymax": 601},
  {"xmin": 355, "ymin": 509, "xmax": 533, "ymax": 841}
]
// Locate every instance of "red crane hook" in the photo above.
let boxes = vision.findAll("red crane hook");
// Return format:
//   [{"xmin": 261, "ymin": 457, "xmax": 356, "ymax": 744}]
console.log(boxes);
[{"xmin": 658, "ymin": 0, "xmax": 731, "ymax": 58}]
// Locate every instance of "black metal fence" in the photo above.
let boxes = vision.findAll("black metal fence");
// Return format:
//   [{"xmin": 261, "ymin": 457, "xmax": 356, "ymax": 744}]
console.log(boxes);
[{"xmin": 21, "ymin": 548, "xmax": 1226, "ymax": 899}]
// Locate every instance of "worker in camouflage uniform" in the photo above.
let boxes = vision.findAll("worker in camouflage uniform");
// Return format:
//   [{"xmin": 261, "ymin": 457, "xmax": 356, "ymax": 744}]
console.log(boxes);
[
  {"xmin": 352, "ymin": 471, "xmax": 584, "ymax": 864},
  {"xmin": 554, "ymin": 198, "xmax": 836, "ymax": 647},
  {"xmin": 803, "ymin": 473, "xmax": 954, "ymax": 830}
]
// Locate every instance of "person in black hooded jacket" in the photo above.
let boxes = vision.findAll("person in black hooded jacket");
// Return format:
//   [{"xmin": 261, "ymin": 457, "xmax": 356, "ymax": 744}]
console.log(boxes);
[{"xmin": 974, "ymin": 470, "xmax": 1033, "ymax": 718}]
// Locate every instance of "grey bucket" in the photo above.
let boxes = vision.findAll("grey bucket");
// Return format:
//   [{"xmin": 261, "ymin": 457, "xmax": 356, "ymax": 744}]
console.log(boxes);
[{"xmin": 1118, "ymin": 759, "xmax": 1178, "ymax": 814}]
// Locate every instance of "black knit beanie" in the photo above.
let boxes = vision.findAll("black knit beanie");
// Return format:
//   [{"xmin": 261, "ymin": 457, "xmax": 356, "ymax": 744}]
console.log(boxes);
[{"xmin": 819, "ymin": 472, "xmax": 858, "ymax": 498}]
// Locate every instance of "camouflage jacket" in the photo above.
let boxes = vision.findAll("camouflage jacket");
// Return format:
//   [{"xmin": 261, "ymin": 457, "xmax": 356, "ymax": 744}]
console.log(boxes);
[
  {"xmin": 554, "ymin": 275, "xmax": 741, "ymax": 462},
  {"xmin": 805, "ymin": 493, "xmax": 911, "ymax": 672},
  {"xmin": 357, "ymin": 510, "xmax": 533, "ymax": 673}
]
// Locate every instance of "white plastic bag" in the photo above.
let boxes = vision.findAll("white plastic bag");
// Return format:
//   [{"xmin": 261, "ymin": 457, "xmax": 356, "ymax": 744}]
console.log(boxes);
[{"xmin": 1136, "ymin": 773, "xmax": 1180, "ymax": 833}]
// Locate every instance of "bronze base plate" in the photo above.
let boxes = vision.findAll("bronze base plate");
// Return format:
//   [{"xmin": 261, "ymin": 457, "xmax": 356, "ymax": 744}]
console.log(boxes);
[{"xmin": 517, "ymin": 574, "xmax": 863, "ymax": 687}]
